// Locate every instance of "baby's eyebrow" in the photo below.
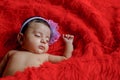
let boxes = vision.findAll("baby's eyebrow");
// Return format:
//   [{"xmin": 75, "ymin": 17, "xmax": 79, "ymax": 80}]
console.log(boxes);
[
  {"xmin": 34, "ymin": 31, "xmax": 42, "ymax": 34},
  {"xmin": 33, "ymin": 31, "xmax": 42, "ymax": 36}
]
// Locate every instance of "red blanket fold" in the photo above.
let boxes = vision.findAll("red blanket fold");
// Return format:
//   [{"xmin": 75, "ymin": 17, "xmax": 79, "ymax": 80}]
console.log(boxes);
[{"xmin": 0, "ymin": 0, "xmax": 120, "ymax": 80}]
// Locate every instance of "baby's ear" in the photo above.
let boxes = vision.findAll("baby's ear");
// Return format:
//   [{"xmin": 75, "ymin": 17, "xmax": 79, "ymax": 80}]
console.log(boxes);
[{"xmin": 17, "ymin": 33, "xmax": 24, "ymax": 45}]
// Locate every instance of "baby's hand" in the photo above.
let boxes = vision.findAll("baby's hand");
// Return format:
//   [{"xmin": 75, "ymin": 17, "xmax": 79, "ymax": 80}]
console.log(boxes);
[{"xmin": 63, "ymin": 34, "xmax": 74, "ymax": 44}]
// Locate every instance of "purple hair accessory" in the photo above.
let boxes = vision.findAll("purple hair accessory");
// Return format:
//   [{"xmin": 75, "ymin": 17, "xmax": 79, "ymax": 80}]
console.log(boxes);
[
  {"xmin": 20, "ymin": 16, "xmax": 60, "ymax": 45},
  {"xmin": 48, "ymin": 20, "xmax": 60, "ymax": 45}
]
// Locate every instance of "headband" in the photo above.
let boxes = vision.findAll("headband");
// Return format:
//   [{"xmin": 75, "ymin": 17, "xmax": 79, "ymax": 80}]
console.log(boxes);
[{"xmin": 20, "ymin": 16, "xmax": 60, "ymax": 45}]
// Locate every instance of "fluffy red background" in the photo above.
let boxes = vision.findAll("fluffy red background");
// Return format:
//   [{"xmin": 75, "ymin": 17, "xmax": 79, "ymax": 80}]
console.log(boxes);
[{"xmin": 0, "ymin": 0, "xmax": 120, "ymax": 80}]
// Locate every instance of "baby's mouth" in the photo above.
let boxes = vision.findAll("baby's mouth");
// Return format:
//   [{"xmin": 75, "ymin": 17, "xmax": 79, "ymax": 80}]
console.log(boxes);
[{"xmin": 39, "ymin": 46, "xmax": 45, "ymax": 50}]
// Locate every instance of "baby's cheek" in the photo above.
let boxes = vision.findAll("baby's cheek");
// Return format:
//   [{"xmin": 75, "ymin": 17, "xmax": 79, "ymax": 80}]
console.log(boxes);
[
  {"xmin": 32, "ymin": 39, "xmax": 40, "ymax": 44},
  {"xmin": 45, "ymin": 45, "xmax": 49, "ymax": 51}
]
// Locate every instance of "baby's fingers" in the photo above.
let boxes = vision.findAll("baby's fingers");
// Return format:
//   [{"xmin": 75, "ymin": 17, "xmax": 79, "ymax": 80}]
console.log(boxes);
[
  {"xmin": 63, "ymin": 34, "xmax": 74, "ymax": 39},
  {"xmin": 69, "ymin": 35, "xmax": 74, "ymax": 39}
]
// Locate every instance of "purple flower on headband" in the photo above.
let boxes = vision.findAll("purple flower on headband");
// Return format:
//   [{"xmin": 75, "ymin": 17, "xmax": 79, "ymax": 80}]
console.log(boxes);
[{"xmin": 48, "ymin": 20, "xmax": 60, "ymax": 45}]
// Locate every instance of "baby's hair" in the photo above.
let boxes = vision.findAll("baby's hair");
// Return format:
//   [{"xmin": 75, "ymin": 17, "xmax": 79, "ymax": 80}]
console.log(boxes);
[
  {"xmin": 20, "ymin": 17, "xmax": 60, "ymax": 45},
  {"xmin": 21, "ymin": 19, "xmax": 50, "ymax": 34}
]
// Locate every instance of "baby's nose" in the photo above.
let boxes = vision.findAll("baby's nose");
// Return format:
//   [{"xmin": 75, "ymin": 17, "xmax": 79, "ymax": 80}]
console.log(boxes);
[{"xmin": 40, "ymin": 39, "xmax": 46, "ymax": 44}]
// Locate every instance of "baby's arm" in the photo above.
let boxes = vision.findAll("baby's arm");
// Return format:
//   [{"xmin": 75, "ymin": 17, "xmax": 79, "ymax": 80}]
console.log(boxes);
[
  {"xmin": 62, "ymin": 34, "xmax": 74, "ymax": 58},
  {"xmin": 48, "ymin": 34, "xmax": 74, "ymax": 63},
  {"xmin": 0, "ymin": 50, "xmax": 14, "ymax": 77},
  {"xmin": 0, "ymin": 53, "xmax": 9, "ymax": 77}
]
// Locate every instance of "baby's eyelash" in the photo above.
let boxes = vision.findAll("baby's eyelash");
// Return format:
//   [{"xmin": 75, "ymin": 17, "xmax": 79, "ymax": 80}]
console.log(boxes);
[
  {"xmin": 46, "ymin": 39, "xmax": 50, "ymax": 43},
  {"xmin": 35, "ymin": 34, "xmax": 41, "ymax": 37}
]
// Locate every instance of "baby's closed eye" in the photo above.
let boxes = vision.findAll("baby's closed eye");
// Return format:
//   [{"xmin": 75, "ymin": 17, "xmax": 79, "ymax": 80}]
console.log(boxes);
[
  {"xmin": 35, "ymin": 34, "xmax": 41, "ymax": 37},
  {"xmin": 46, "ymin": 39, "xmax": 49, "ymax": 43}
]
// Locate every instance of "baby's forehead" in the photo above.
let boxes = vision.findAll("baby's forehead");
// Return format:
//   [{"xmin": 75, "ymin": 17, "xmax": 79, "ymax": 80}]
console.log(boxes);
[
  {"xmin": 27, "ymin": 22, "xmax": 51, "ymax": 35},
  {"xmin": 29, "ymin": 19, "xmax": 50, "ymax": 27},
  {"xmin": 29, "ymin": 20, "xmax": 50, "ymax": 29},
  {"xmin": 30, "ymin": 22, "xmax": 50, "ymax": 30}
]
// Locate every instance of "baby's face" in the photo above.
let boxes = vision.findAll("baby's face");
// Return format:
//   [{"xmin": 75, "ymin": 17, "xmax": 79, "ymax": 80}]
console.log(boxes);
[{"xmin": 21, "ymin": 22, "xmax": 51, "ymax": 54}]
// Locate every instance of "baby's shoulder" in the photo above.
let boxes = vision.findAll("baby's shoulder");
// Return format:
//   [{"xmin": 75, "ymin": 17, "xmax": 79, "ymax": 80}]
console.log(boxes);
[{"xmin": 7, "ymin": 50, "xmax": 20, "ymax": 56}]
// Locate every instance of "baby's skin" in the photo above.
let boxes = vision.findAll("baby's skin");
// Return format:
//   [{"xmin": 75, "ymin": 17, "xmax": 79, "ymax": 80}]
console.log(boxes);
[{"xmin": 0, "ymin": 21, "xmax": 74, "ymax": 77}]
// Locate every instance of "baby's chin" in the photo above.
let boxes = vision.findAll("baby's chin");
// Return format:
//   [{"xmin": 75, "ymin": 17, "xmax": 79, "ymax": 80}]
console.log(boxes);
[{"xmin": 34, "ymin": 50, "xmax": 46, "ymax": 54}]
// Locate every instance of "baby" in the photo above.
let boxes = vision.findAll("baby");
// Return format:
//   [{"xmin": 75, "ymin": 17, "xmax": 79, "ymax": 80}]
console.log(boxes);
[{"xmin": 0, "ymin": 17, "xmax": 74, "ymax": 77}]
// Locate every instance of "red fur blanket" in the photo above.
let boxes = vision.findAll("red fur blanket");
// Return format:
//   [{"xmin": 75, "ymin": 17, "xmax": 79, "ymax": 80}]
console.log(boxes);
[{"xmin": 0, "ymin": 0, "xmax": 120, "ymax": 80}]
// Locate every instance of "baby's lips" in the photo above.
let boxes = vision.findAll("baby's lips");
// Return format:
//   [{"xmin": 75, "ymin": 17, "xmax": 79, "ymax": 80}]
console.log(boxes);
[{"xmin": 39, "ymin": 46, "xmax": 45, "ymax": 50}]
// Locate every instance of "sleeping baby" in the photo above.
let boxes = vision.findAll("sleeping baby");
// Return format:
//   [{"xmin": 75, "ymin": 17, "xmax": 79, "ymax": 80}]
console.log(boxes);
[{"xmin": 0, "ymin": 16, "xmax": 74, "ymax": 77}]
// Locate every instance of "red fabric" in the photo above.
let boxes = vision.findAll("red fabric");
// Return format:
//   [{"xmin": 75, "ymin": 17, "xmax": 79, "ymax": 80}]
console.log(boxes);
[{"xmin": 0, "ymin": 0, "xmax": 120, "ymax": 80}]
